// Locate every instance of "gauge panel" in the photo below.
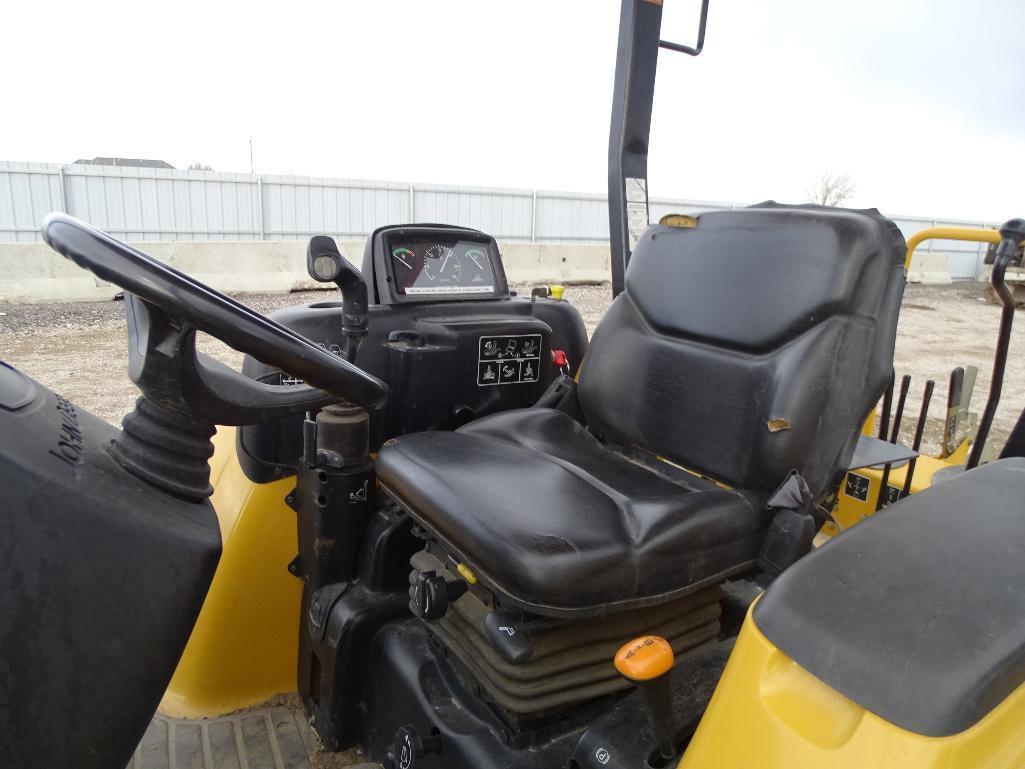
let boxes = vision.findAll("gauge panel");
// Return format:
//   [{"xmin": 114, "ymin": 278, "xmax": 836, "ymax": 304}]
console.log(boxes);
[{"xmin": 389, "ymin": 237, "xmax": 499, "ymax": 297}]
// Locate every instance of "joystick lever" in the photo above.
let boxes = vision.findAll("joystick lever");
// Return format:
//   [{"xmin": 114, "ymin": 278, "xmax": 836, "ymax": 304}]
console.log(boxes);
[{"xmin": 615, "ymin": 635, "xmax": 678, "ymax": 765}]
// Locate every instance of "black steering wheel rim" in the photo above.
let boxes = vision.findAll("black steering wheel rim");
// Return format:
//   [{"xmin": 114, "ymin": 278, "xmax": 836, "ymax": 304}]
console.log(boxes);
[{"xmin": 42, "ymin": 213, "xmax": 389, "ymax": 410}]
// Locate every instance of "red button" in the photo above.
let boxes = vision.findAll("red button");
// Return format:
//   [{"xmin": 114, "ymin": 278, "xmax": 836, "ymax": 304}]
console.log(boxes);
[{"xmin": 552, "ymin": 349, "xmax": 569, "ymax": 367}]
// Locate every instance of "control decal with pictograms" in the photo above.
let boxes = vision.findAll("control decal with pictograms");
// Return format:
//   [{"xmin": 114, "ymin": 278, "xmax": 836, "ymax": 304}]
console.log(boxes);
[
  {"xmin": 881, "ymin": 484, "xmax": 902, "ymax": 507},
  {"xmin": 843, "ymin": 472, "xmax": 870, "ymax": 502},
  {"xmin": 478, "ymin": 334, "xmax": 543, "ymax": 386}
]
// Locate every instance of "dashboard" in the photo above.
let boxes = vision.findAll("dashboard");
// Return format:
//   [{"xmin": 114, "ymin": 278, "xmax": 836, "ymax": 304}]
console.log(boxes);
[
  {"xmin": 388, "ymin": 236, "xmax": 500, "ymax": 297},
  {"xmin": 237, "ymin": 221, "xmax": 590, "ymax": 482}
]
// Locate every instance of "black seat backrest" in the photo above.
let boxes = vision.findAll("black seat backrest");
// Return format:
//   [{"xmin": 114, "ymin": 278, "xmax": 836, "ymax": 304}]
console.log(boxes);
[{"xmin": 578, "ymin": 203, "xmax": 906, "ymax": 500}]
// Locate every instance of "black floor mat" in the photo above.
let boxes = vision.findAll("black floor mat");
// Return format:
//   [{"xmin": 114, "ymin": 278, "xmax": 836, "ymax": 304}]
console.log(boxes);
[{"xmin": 128, "ymin": 703, "xmax": 379, "ymax": 769}]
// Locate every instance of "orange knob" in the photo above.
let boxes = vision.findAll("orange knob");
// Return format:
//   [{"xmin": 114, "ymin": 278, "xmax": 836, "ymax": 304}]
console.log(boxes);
[{"xmin": 614, "ymin": 635, "xmax": 675, "ymax": 682}]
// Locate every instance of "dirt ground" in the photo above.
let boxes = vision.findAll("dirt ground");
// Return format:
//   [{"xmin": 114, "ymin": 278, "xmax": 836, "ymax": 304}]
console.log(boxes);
[{"xmin": 1, "ymin": 282, "xmax": 1022, "ymax": 458}]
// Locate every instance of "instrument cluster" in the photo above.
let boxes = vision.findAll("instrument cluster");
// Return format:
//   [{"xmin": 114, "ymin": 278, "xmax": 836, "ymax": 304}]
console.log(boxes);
[{"xmin": 389, "ymin": 237, "xmax": 498, "ymax": 296}]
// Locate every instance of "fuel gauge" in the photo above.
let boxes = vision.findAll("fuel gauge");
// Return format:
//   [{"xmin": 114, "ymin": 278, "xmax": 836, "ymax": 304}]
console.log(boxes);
[{"xmin": 391, "ymin": 246, "xmax": 416, "ymax": 271}]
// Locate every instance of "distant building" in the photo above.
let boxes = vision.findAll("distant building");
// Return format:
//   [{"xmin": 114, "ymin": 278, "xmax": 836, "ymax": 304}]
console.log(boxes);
[{"xmin": 73, "ymin": 157, "xmax": 175, "ymax": 169}]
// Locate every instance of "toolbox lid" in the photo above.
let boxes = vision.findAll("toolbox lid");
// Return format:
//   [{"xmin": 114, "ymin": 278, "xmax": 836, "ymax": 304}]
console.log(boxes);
[{"xmin": 755, "ymin": 457, "xmax": 1025, "ymax": 737}]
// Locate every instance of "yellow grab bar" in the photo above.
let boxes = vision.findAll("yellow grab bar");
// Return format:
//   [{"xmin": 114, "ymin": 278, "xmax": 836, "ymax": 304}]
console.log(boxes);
[{"xmin": 904, "ymin": 226, "xmax": 1000, "ymax": 271}]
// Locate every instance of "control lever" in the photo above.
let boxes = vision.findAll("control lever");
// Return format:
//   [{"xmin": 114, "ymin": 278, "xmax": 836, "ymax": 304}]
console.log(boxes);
[
  {"xmin": 483, "ymin": 610, "xmax": 534, "ymax": 664},
  {"xmin": 899, "ymin": 379, "xmax": 935, "ymax": 499},
  {"xmin": 966, "ymin": 218, "xmax": 1025, "ymax": 469},
  {"xmin": 942, "ymin": 367, "xmax": 964, "ymax": 458},
  {"xmin": 307, "ymin": 235, "xmax": 369, "ymax": 362},
  {"xmin": 615, "ymin": 635, "xmax": 678, "ymax": 766},
  {"xmin": 876, "ymin": 374, "xmax": 911, "ymax": 511}
]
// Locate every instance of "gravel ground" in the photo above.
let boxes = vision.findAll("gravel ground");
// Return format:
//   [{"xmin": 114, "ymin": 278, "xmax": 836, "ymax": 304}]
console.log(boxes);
[{"xmin": 1, "ymin": 282, "xmax": 1022, "ymax": 457}]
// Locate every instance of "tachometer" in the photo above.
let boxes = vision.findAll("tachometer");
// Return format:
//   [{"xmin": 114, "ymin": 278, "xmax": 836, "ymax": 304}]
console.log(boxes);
[{"xmin": 423, "ymin": 244, "xmax": 462, "ymax": 284}]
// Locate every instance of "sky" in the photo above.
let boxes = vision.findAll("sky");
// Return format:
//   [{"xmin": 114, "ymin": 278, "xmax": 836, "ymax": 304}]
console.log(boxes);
[{"xmin": 2, "ymin": 0, "xmax": 1022, "ymax": 221}]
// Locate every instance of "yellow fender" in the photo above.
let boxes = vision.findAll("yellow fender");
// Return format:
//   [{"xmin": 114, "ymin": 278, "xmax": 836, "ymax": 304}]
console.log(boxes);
[
  {"xmin": 160, "ymin": 428, "xmax": 301, "ymax": 717},
  {"xmin": 680, "ymin": 607, "xmax": 1025, "ymax": 768}
]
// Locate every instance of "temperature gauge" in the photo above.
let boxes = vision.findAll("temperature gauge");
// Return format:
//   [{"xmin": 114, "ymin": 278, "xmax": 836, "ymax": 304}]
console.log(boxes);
[{"xmin": 465, "ymin": 248, "xmax": 488, "ymax": 271}]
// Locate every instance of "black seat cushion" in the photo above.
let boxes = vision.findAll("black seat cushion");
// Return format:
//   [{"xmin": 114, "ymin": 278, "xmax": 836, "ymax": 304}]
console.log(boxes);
[
  {"xmin": 754, "ymin": 458, "xmax": 1025, "ymax": 737},
  {"xmin": 578, "ymin": 203, "xmax": 905, "ymax": 500},
  {"xmin": 377, "ymin": 408, "xmax": 765, "ymax": 618}
]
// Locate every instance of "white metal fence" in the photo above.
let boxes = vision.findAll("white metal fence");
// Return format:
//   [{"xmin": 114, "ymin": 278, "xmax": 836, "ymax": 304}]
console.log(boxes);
[{"xmin": 0, "ymin": 160, "xmax": 1001, "ymax": 278}]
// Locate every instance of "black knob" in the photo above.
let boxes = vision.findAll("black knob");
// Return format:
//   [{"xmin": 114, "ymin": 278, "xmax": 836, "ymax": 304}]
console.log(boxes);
[
  {"xmin": 999, "ymin": 218, "xmax": 1025, "ymax": 243},
  {"xmin": 391, "ymin": 724, "xmax": 442, "ymax": 769},
  {"xmin": 451, "ymin": 404, "xmax": 476, "ymax": 427},
  {"xmin": 409, "ymin": 570, "xmax": 468, "ymax": 621}
]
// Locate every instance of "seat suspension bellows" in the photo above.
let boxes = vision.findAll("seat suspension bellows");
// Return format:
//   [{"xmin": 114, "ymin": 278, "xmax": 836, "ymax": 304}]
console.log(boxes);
[{"xmin": 409, "ymin": 549, "xmax": 722, "ymax": 719}]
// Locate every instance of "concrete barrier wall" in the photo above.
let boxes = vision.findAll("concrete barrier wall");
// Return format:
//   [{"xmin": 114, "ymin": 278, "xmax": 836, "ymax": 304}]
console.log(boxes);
[
  {"xmin": 0, "ymin": 238, "xmax": 949, "ymax": 304},
  {"xmin": 0, "ymin": 240, "xmax": 613, "ymax": 303}
]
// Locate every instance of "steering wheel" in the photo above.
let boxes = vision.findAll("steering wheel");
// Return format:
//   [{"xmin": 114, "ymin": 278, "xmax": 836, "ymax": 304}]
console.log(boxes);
[{"xmin": 42, "ymin": 213, "xmax": 389, "ymax": 421}]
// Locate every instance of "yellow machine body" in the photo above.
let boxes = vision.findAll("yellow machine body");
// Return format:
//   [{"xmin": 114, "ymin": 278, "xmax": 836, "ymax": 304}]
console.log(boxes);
[
  {"xmin": 679, "ymin": 608, "xmax": 1025, "ymax": 769},
  {"xmin": 830, "ymin": 441, "xmax": 969, "ymax": 533},
  {"xmin": 160, "ymin": 428, "xmax": 300, "ymax": 718}
]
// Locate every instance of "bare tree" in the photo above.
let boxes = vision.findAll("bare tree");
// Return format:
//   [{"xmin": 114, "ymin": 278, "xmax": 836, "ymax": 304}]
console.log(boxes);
[
  {"xmin": 807, "ymin": 172, "xmax": 855, "ymax": 207},
  {"xmin": 188, "ymin": 162, "xmax": 214, "ymax": 171}
]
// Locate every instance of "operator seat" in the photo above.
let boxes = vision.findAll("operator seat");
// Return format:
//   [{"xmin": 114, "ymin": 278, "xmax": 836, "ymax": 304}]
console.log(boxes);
[{"xmin": 378, "ymin": 203, "xmax": 906, "ymax": 618}]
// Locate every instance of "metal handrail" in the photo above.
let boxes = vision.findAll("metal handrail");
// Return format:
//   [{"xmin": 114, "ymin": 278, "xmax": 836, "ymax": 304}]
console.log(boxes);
[
  {"xmin": 659, "ymin": 0, "xmax": 710, "ymax": 56},
  {"xmin": 904, "ymin": 226, "xmax": 1000, "ymax": 271}
]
